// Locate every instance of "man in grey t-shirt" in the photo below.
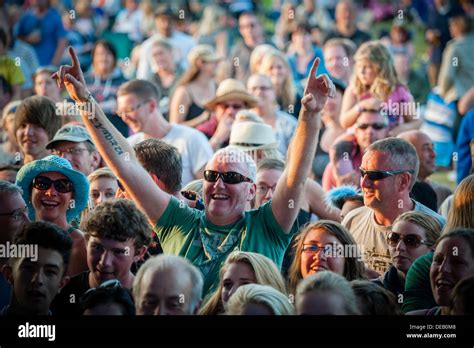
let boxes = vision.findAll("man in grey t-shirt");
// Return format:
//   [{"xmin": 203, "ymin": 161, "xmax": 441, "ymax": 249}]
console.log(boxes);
[{"xmin": 342, "ymin": 138, "xmax": 445, "ymax": 274}]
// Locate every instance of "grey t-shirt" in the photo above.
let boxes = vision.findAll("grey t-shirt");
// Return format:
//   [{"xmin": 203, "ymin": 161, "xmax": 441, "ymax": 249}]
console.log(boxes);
[{"xmin": 342, "ymin": 200, "xmax": 445, "ymax": 274}]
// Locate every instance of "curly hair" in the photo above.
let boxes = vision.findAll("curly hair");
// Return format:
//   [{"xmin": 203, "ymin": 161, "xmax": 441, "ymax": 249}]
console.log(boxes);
[{"xmin": 81, "ymin": 199, "xmax": 151, "ymax": 251}]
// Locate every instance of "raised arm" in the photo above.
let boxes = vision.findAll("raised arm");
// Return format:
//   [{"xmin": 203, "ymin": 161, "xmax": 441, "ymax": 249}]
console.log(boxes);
[
  {"xmin": 271, "ymin": 58, "xmax": 335, "ymax": 233},
  {"xmin": 53, "ymin": 47, "xmax": 170, "ymax": 225}
]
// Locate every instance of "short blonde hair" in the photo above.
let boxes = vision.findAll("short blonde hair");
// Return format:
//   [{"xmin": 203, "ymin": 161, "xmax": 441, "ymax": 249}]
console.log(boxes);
[
  {"xmin": 393, "ymin": 211, "xmax": 442, "ymax": 246},
  {"xmin": 296, "ymin": 271, "xmax": 360, "ymax": 315},
  {"xmin": 199, "ymin": 251, "xmax": 287, "ymax": 315},
  {"xmin": 87, "ymin": 167, "xmax": 117, "ymax": 184},
  {"xmin": 226, "ymin": 284, "xmax": 295, "ymax": 315}
]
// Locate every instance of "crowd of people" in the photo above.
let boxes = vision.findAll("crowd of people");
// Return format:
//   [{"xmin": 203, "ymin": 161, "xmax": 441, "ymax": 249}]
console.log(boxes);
[{"xmin": 0, "ymin": 0, "xmax": 473, "ymax": 317}]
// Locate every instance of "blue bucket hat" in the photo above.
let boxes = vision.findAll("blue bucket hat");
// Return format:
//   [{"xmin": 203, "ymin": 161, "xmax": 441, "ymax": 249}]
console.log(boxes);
[{"xmin": 16, "ymin": 155, "xmax": 90, "ymax": 222}]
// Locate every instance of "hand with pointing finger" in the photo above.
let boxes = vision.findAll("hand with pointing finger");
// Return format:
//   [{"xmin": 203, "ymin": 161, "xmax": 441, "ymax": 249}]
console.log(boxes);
[
  {"xmin": 301, "ymin": 57, "xmax": 335, "ymax": 114},
  {"xmin": 52, "ymin": 46, "xmax": 90, "ymax": 103}
]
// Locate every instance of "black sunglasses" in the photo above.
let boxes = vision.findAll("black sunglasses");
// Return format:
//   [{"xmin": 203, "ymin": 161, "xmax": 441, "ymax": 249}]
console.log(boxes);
[
  {"xmin": 32, "ymin": 176, "xmax": 73, "ymax": 193},
  {"xmin": 204, "ymin": 170, "xmax": 253, "ymax": 184},
  {"xmin": 359, "ymin": 168, "xmax": 415, "ymax": 181},
  {"xmin": 387, "ymin": 232, "xmax": 431, "ymax": 249},
  {"xmin": 356, "ymin": 122, "xmax": 387, "ymax": 130}
]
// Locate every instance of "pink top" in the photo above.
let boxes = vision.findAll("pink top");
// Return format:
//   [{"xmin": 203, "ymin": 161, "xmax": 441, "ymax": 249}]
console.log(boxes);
[{"xmin": 360, "ymin": 84, "xmax": 414, "ymax": 128}]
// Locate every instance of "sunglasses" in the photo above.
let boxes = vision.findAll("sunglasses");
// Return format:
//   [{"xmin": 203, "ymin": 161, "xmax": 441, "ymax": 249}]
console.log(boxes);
[
  {"xmin": 204, "ymin": 170, "xmax": 253, "ymax": 184},
  {"xmin": 387, "ymin": 232, "xmax": 431, "ymax": 248},
  {"xmin": 32, "ymin": 176, "xmax": 73, "ymax": 193},
  {"xmin": 359, "ymin": 168, "xmax": 415, "ymax": 181},
  {"xmin": 356, "ymin": 122, "xmax": 387, "ymax": 130}
]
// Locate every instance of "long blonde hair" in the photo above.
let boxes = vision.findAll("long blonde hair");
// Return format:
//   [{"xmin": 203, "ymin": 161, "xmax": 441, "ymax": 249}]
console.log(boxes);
[
  {"xmin": 198, "ymin": 251, "xmax": 287, "ymax": 315},
  {"xmin": 352, "ymin": 41, "xmax": 401, "ymax": 100},
  {"xmin": 445, "ymin": 175, "xmax": 474, "ymax": 232},
  {"xmin": 259, "ymin": 50, "xmax": 296, "ymax": 112}
]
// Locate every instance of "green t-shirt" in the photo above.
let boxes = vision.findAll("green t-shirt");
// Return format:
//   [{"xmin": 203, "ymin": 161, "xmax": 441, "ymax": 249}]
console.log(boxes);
[
  {"xmin": 401, "ymin": 252, "xmax": 436, "ymax": 313},
  {"xmin": 154, "ymin": 197, "xmax": 296, "ymax": 295}
]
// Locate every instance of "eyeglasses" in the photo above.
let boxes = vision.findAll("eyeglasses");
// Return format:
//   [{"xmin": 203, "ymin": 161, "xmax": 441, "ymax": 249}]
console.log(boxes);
[
  {"xmin": 32, "ymin": 176, "xmax": 73, "ymax": 193},
  {"xmin": 52, "ymin": 147, "xmax": 89, "ymax": 157},
  {"xmin": 356, "ymin": 122, "xmax": 387, "ymax": 130},
  {"xmin": 0, "ymin": 206, "xmax": 28, "ymax": 220},
  {"xmin": 387, "ymin": 232, "xmax": 431, "ymax": 248},
  {"xmin": 116, "ymin": 100, "xmax": 149, "ymax": 119},
  {"xmin": 80, "ymin": 279, "xmax": 122, "ymax": 302},
  {"xmin": 359, "ymin": 168, "xmax": 415, "ymax": 181},
  {"xmin": 204, "ymin": 170, "xmax": 253, "ymax": 184},
  {"xmin": 302, "ymin": 244, "xmax": 334, "ymax": 257},
  {"xmin": 256, "ymin": 184, "xmax": 277, "ymax": 194}
]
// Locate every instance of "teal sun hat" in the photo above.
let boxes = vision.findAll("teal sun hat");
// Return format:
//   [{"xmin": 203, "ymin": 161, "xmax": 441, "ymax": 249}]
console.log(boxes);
[{"xmin": 15, "ymin": 155, "xmax": 89, "ymax": 222}]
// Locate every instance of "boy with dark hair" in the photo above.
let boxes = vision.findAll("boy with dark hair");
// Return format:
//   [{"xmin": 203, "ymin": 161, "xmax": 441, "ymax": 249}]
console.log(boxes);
[
  {"xmin": 52, "ymin": 199, "xmax": 151, "ymax": 315},
  {"xmin": 1, "ymin": 221, "xmax": 72, "ymax": 315}
]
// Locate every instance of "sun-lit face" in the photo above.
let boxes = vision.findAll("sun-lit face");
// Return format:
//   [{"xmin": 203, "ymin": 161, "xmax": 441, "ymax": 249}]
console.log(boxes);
[
  {"xmin": 116, "ymin": 93, "xmax": 152, "ymax": 133},
  {"xmin": 324, "ymin": 45, "xmax": 351, "ymax": 81},
  {"xmin": 151, "ymin": 44, "xmax": 174, "ymax": 72},
  {"xmin": 354, "ymin": 112, "xmax": 389, "ymax": 152},
  {"xmin": 87, "ymin": 235, "xmax": 141, "ymax": 288},
  {"xmin": 430, "ymin": 237, "xmax": 474, "ymax": 307},
  {"xmin": 203, "ymin": 153, "xmax": 256, "ymax": 225},
  {"xmin": 247, "ymin": 75, "xmax": 276, "ymax": 108},
  {"xmin": 31, "ymin": 171, "xmax": 73, "ymax": 223},
  {"xmin": 356, "ymin": 58, "xmax": 378, "ymax": 86},
  {"xmin": 300, "ymin": 228, "xmax": 346, "ymax": 279},
  {"xmin": 221, "ymin": 261, "xmax": 257, "ymax": 306},
  {"xmin": 51, "ymin": 141, "xmax": 99, "ymax": 176},
  {"xmin": 16, "ymin": 123, "xmax": 49, "ymax": 158},
  {"xmin": 360, "ymin": 151, "xmax": 402, "ymax": 210},
  {"xmin": 93, "ymin": 44, "xmax": 115, "ymax": 75},
  {"xmin": 34, "ymin": 72, "xmax": 61, "ymax": 101},
  {"xmin": 89, "ymin": 177, "xmax": 119, "ymax": 207},
  {"xmin": 389, "ymin": 220, "xmax": 432, "ymax": 274},
  {"xmin": 255, "ymin": 167, "xmax": 282, "ymax": 207},
  {"xmin": 266, "ymin": 57, "xmax": 288, "ymax": 88}
]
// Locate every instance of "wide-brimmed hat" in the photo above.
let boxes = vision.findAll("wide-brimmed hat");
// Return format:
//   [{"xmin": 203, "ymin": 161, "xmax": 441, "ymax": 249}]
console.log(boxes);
[
  {"xmin": 46, "ymin": 124, "xmax": 93, "ymax": 149},
  {"xmin": 16, "ymin": 155, "xmax": 90, "ymax": 222},
  {"xmin": 229, "ymin": 112, "xmax": 279, "ymax": 151},
  {"xmin": 204, "ymin": 79, "xmax": 258, "ymax": 110},
  {"xmin": 187, "ymin": 44, "xmax": 222, "ymax": 66}
]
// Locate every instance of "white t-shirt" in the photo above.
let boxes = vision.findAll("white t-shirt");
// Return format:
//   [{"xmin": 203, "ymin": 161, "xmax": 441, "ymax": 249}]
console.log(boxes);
[
  {"xmin": 127, "ymin": 124, "xmax": 213, "ymax": 186},
  {"xmin": 275, "ymin": 110, "xmax": 297, "ymax": 157},
  {"xmin": 342, "ymin": 201, "xmax": 445, "ymax": 274}
]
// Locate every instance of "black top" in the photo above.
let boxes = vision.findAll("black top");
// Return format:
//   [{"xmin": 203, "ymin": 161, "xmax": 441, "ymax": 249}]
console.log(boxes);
[{"xmin": 51, "ymin": 271, "xmax": 90, "ymax": 316}]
